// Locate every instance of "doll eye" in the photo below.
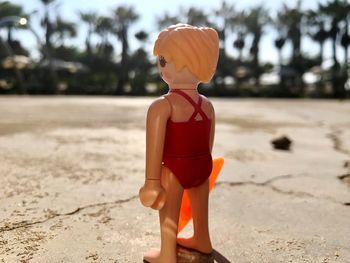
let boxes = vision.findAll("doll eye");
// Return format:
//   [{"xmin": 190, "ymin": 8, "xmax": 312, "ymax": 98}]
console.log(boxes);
[{"xmin": 159, "ymin": 56, "xmax": 167, "ymax": 67}]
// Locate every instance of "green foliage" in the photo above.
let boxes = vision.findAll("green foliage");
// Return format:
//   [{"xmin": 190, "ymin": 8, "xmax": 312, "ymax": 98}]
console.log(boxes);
[
  {"xmin": 0, "ymin": 1, "xmax": 24, "ymax": 19},
  {"xmin": 0, "ymin": 1, "xmax": 350, "ymax": 98}
]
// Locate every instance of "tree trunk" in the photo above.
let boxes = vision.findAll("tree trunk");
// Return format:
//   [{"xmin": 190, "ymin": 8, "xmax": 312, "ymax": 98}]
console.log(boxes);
[
  {"xmin": 330, "ymin": 18, "xmax": 342, "ymax": 98},
  {"xmin": 86, "ymin": 28, "xmax": 92, "ymax": 55},
  {"xmin": 43, "ymin": 8, "xmax": 58, "ymax": 94},
  {"xmin": 332, "ymin": 38, "xmax": 338, "ymax": 66},
  {"xmin": 331, "ymin": 19, "xmax": 339, "ymax": 67},
  {"xmin": 239, "ymin": 49, "xmax": 243, "ymax": 62},
  {"xmin": 319, "ymin": 41, "xmax": 324, "ymax": 65},
  {"xmin": 292, "ymin": 38, "xmax": 301, "ymax": 62},
  {"xmin": 85, "ymin": 38, "xmax": 91, "ymax": 55},
  {"xmin": 7, "ymin": 27, "xmax": 12, "ymax": 43},
  {"xmin": 116, "ymin": 27, "xmax": 129, "ymax": 95},
  {"xmin": 317, "ymin": 41, "xmax": 325, "ymax": 96},
  {"xmin": 344, "ymin": 19, "xmax": 349, "ymax": 73},
  {"xmin": 278, "ymin": 49, "xmax": 283, "ymax": 86},
  {"xmin": 222, "ymin": 19, "xmax": 227, "ymax": 57},
  {"xmin": 292, "ymin": 27, "xmax": 304, "ymax": 97},
  {"xmin": 252, "ymin": 35, "xmax": 260, "ymax": 89},
  {"xmin": 44, "ymin": 11, "xmax": 53, "ymax": 52},
  {"xmin": 341, "ymin": 18, "xmax": 349, "ymax": 98}
]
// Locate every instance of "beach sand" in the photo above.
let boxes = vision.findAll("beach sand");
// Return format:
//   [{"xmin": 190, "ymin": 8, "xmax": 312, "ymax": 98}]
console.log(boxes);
[{"xmin": 0, "ymin": 96, "xmax": 349, "ymax": 262}]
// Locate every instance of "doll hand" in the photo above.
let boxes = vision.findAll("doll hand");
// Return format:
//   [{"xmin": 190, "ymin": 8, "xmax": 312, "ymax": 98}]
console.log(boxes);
[{"xmin": 139, "ymin": 180, "xmax": 166, "ymax": 210}]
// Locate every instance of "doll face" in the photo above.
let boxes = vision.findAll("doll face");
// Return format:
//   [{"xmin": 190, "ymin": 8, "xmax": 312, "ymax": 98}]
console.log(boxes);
[{"xmin": 157, "ymin": 56, "xmax": 199, "ymax": 85}]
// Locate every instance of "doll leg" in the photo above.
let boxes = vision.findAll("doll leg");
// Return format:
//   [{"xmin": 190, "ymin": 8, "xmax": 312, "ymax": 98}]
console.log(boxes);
[
  {"xmin": 144, "ymin": 166, "xmax": 184, "ymax": 263},
  {"xmin": 177, "ymin": 179, "xmax": 212, "ymax": 254}
]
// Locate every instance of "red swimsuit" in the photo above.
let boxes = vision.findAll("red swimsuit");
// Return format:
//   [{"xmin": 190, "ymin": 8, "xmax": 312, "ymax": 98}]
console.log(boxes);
[{"xmin": 162, "ymin": 89, "xmax": 213, "ymax": 189}]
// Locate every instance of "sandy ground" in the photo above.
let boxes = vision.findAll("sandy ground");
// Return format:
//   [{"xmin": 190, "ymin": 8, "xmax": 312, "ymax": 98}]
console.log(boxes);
[{"xmin": 0, "ymin": 96, "xmax": 349, "ymax": 263}]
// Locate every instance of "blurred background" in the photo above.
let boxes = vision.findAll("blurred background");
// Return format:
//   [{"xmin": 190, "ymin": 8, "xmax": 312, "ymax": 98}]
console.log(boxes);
[{"xmin": 0, "ymin": 0, "xmax": 349, "ymax": 98}]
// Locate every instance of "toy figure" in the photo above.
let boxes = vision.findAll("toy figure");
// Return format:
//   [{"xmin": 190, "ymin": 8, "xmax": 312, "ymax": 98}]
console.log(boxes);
[{"xmin": 139, "ymin": 24, "xmax": 221, "ymax": 263}]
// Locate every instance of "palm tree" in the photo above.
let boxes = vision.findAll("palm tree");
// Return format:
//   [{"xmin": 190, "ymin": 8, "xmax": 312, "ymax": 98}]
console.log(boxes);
[
  {"xmin": 319, "ymin": 0, "xmax": 349, "ymax": 98},
  {"xmin": 244, "ymin": 6, "xmax": 270, "ymax": 87},
  {"xmin": 130, "ymin": 30, "xmax": 151, "ymax": 95},
  {"xmin": 95, "ymin": 16, "xmax": 113, "ymax": 58},
  {"xmin": 274, "ymin": 1, "xmax": 305, "ymax": 96},
  {"xmin": 233, "ymin": 33, "xmax": 245, "ymax": 62},
  {"xmin": 39, "ymin": 0, "xmax": 58, "ymax": 55},
  {"xmin": 111, "ymin": 5, "xmax": 139, "ymax": 94},
  {"xmin": 340, "ymin": 7, "xmax": 350, "ymax": 77},
  {"xmin": 274, "ymin": 37, "xmax": 286, "ymax": 70},
  {"xmin": 0, "ymin": 2, "xmax": 29, "ymax": 57},
  {"xmin": 305, "ymin": 8, "xmax": 330, "ymax": 96},
  {"xmin": 38, "ymin": 0, "xmax": 60, "ymax": 94},
  {"xmin": 274, "ymin": 7, "xmax": 288, "ymax": 71},
  {"xmin": 278, "ymin": 1, "xmax": 304, "ymax": 64},
  {"xmin": 53, "ymin": 17, "xmax": 76, "ymax": 47},
  {"xmin": 134, "ymin": 30, "xmax": 148, "ymax": 49},
  {"xmin": 306, "ymin": 9, "xmax": 329, "ymax": 65},
  {"xmin": 79, "ymin": 11, "xmax": 98, "ymax": 55},
  {"xmin": 0, "ymin": 1, "xmax": 26, "ymax": 42},
  {"xmin": 183, "ymin": 7, "xmax": 210, "ymax": 27},
  {"xmin": 0, "ymin": 3, "xmax": 29, "ymax": 94},
  {"xmin": 232, "ymin": 11, "xmax": 247, "ymax": 62},
  {"xmin": 319, "ymin": 0, "xmax": 348, "ymax": 67},
  {"xmin": 214, "ymin": 1, "xmax": 236, "ymax": 57},
  {"xmin": 135, "ymin": 30, "xmax": 148, "ymax": 41},
  {"xmin": 156, "ymin": 13, "xmax": 180, "ymax": 30}
]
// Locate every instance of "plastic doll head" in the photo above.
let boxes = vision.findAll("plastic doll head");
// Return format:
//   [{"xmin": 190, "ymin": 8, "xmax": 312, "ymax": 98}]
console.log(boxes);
[{"xmin": 153, "ymin": 24, "xmax": 219, "ymax": 84}]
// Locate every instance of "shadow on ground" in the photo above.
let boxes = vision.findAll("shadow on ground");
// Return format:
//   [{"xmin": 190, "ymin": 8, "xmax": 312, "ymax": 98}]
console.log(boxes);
[{"xmin": 177, "ymin": 246, "xmax": 231, "ymax": 263}]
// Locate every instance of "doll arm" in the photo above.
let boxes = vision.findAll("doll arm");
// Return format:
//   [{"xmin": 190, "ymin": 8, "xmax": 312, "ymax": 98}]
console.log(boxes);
[
  {"xmin": 139, "ymin": 97, "xmax": 171, "ymax": 210},
  {"xmin": 209, "ymin": 102, "xmax": 215, "ymax": 153},
  {"xmin": 145, "ymin": 97, "xmax": 171, "ymax": 180}
]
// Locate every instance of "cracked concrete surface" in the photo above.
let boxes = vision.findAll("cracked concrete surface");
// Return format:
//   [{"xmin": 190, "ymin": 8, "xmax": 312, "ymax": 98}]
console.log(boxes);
[
  {"xmin": 0, "ymin": 195, "xmax": 138, "ymax": 233},
  {"xmin": 0, "ymin": 97, "xmax": 350, "ymax": 263}
]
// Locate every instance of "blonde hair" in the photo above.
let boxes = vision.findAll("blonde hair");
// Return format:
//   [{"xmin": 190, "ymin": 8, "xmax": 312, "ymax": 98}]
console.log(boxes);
[{"xmin": 153, "ymin": 24, "xmax": 219, "ymax": 83}]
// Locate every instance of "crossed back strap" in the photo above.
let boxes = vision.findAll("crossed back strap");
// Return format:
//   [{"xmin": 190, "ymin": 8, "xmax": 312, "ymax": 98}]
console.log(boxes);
[{"xmin": 171, "ymin": 89, "xmax": 209, "ymax": 121}]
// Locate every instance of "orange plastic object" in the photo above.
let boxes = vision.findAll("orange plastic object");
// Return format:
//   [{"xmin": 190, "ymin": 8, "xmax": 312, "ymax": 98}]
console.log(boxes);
[{"xmin": 177, "ymin": 157, "xmax": 224, "ymax": 233}]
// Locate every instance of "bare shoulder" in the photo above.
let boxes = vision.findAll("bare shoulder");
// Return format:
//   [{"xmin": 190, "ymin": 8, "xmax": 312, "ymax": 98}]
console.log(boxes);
[
  {"xmin": 147, "ymin": 96, "xmax": 171, "ymax": 118},
  {"xmin": 199, "ymin": 94, "xmax": 215, "ymax": 118},
  {"xmin": 200, "ymin": 93, "xmax": 212, "ymax": 103},
  {"xmin": 200, "ymin": 94, "xmax": 214, "ymax": 110}
]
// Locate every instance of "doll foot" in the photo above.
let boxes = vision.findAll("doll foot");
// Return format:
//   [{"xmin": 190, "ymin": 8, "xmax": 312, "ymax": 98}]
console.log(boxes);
[
  {"xmin": 143, "ymin": 248, "xmax": 176, "ymax": 263},
  {"xmin": 177, "ymin": 236, "xmax": 213, "ymax": 254},
  {"xmin": 143, "ymin": 248, "xmax": 160, "ymax": 263}
]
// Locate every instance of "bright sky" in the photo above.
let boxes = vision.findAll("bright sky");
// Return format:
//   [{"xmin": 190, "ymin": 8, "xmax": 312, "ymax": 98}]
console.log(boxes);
[{"xmin": 4, "ymin": 0, "xmax": 345, "ymax": 65}]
